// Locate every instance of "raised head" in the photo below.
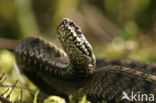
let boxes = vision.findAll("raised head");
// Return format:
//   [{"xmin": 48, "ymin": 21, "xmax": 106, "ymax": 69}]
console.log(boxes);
[{"xmin": 57, "ymin": 18, "xmax": 96, "ymax": 73}]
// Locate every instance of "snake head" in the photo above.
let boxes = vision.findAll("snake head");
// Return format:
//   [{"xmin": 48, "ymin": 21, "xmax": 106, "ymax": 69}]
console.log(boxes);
[
  {"xmin": 57, "ymin": 18, "xmax": 93, "ymax": 56},
  {"xmin": 57, "ymin": 18, "xmax": 95, "ymax": 69}
]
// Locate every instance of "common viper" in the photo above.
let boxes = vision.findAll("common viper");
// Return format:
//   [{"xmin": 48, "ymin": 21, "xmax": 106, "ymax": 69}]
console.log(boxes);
[{"xmin": 15, "ymin": 18, "xmax": 156, "ymax": 103}]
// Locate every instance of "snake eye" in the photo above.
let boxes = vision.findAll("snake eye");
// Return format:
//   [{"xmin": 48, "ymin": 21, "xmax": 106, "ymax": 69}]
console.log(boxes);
[{"xmin": 76, "ymin": 28, "xmax": 82, "ymax": 35}]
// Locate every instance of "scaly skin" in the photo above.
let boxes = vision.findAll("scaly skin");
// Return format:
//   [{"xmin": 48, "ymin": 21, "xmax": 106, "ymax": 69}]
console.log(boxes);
[
  {"xmin": 15, "ymin": 18, "xmax": 156, "ymax": 103},
  {"xmin": 96, "ymin": 58, "xmax": 156, "ymax": 75}
]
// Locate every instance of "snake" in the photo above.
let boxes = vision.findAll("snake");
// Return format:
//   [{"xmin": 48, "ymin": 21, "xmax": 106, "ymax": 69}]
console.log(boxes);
[{"xmin": 15, "ymin": 18, "xmax": 156, "ymax": 103}]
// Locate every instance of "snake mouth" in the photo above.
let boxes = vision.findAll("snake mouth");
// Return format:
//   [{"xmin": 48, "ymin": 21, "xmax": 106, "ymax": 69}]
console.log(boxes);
[{"xmin": 57, "ymin": 18, "xmax": 93, "ymax": 57}]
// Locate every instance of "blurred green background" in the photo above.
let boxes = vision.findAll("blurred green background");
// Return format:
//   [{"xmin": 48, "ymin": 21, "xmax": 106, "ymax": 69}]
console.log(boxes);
[{"xmin": 0, "ymin": 0, "xmax": 156, "ymax": 102}]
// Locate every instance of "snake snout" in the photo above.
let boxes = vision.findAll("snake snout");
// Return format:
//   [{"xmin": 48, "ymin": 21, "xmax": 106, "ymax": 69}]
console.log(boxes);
[{"xmin": 58, "ymin": 18, "xmax": 69, "ymax": 26}]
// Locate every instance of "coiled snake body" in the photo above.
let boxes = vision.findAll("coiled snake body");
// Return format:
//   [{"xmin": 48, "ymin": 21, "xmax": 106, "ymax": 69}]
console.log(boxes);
[{"xmin": 15, "ymin": 18, "xmax": 156, "ymax": 103}]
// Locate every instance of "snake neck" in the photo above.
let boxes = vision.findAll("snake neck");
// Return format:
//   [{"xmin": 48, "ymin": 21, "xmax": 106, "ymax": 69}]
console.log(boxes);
[
  {"xmin": 65, "ymin": 47, "xmax": 96, "ymax": 80},
  {"xmin": 54, "ymin": 41, "xmax": 96, "ymax": 81}
]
